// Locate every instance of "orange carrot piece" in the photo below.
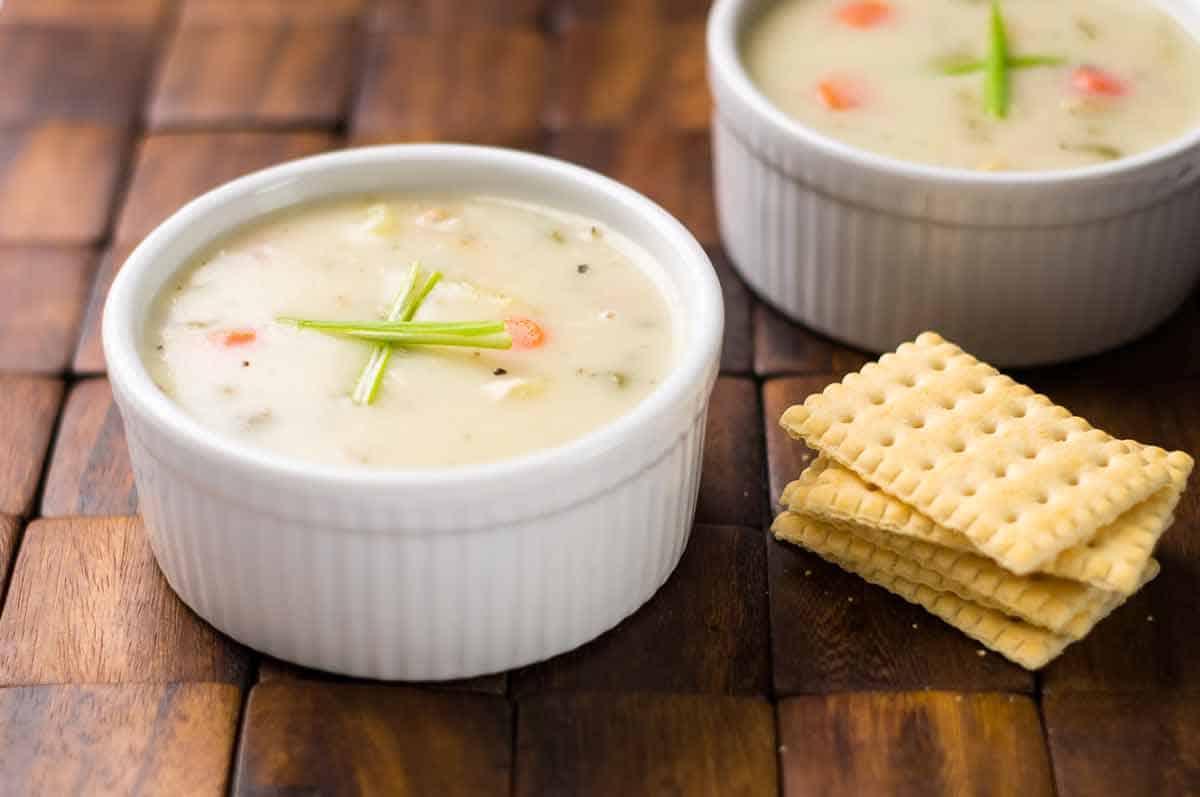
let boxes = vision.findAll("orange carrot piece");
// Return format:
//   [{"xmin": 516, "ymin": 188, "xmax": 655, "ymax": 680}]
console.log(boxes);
[
  {"xmin": 835, "ymin": 1, "xmax": 891, "ymax": 28},
  {"xmin": 1071, "ymin": 66, "xmax": 1127, "ymax": 97},
  {"xmin": 816, "ymin": 78, "xmax": 862, "ymax": 111},
  {"xmin": 209, "ymin": 329, "xmax": 257, "ymax": 346},
  {"xmin": 505, "ymin": 318, "xmax": 546, "ymax": 350}
]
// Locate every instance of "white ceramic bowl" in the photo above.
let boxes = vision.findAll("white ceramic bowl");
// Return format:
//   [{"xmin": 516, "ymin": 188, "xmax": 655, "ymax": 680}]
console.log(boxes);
[
  {"xmin": 103, "ymin": 145, "xmax": 723, "ymax": 680},
  {"xmin": 708, "ymin": 0, "xmax": 1200, "ymax": 366}
]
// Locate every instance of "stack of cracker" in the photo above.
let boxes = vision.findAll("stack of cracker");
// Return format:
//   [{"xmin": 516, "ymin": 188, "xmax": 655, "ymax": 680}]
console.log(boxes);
[{"xmin": 772, "ymin": 332, "xmax": 1193, "ymax": 669}]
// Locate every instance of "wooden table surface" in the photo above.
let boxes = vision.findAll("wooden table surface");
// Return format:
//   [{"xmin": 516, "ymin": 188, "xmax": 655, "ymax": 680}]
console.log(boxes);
[{"xmin": 0, "ymin": 1, "xmax": 1197, "ymax": 794}]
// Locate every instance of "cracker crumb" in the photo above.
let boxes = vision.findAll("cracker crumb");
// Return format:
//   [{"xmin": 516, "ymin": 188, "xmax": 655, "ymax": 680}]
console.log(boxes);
[
  {"xmin": 976, "ymin": 649, "xmax": 988, "ymax": 657},
  {"xmin": 1147, "ymin": 614, "xmax": 1155, "ymax": 622},
  {"xmin": 804, "ymin": 570, "xmax": 812, "ymax": 577},
  {"xmin": 911, "ymin": 623, "xmax": 919, "ymax": 630},
  {"xmin": 847, "ymin": 596, "xmax": 855, "ymax": 603}
]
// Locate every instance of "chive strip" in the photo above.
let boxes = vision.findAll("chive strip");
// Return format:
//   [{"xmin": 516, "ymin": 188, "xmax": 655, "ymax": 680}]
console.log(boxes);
[
  {"xmin": 986, "ymin": 0, "xmax": 1011, "ymax": 118},
  {"xmin": 283, "ymin": 319, "xmax": 508, "ymax": 336},
  {"xmin": 351, "ymin": 262, "xmax": 440, "ymax": 406},
  {"xmin": 935, "ymin": 54, "xmax": 1065, "ymax": 76},
  {"xmin": 334, "ymin": 330, "xmax": 512, "ymax": 349}
]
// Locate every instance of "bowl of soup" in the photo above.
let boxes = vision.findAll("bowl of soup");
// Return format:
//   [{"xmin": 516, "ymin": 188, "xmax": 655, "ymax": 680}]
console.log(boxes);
[
  {"xmin": 708, "ymin": 0, "xmax": 1200, "ymax": 365},
  {"xmin": 102, "ymin": 145, "xmax": 723, "ymax": 680}
]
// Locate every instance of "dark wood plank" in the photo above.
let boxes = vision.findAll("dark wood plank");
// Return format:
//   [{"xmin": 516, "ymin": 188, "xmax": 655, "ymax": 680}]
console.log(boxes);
[
  {"xmin": 148, "ymin": 23, "xmax": 355, "ymax": 130},
  {"xmin": 0, "ymin": 516, "xmax": 19, "ymax": 599},
  {"xmin": 0, "ymin": 375, "xmax": 62, "ymax": 517},
  {"xmin": 349, "ymin": 128, "xmax": 549, "ymax": 152},
  {"xmin": 545, "ymin": 22, "xmax": 708, "ymax": 131},
  {"xmin": 0, "ymin": 516, "xmax": 251, "ymax": 686},
  {"xmin": 369, "ymin": 0, "xmax": 546, "ymax": 31},
  {"xmin": 779, "ymin": 692, "xmax": 1054, "ymax": 797},
  {"xmin": 113, "ymin": 131, "xmax": 336, "ymax": 245},
  {"xmin": 256, "ymin": 655, "xmax": 508, "ymax": 695},
  {"xmin": 40, "ymin": 378, "xmax": 136, "ymax": 517},
  {"xmin": 1031, "ymin": 379, "xmax": 1200, "ymax": 692},
  {"xmin": 0, "ymin": 247, "xmax": 94, "ymax": 372},
  {"xmin": 352, "ymin": 30, "xmax": 546, "ymax": 139},
  {"xmin": 0, "ymin": 0, "xmax": 168, "ymax": 27},
  {"xmin": 1043, "ymin": 692, "xmax": 1200, "ymax": 797},
  {"xmin": 0, "ymin": 122, "xmax": 128, "ymax": 244},
  {"xmin": 233, "ymin": 681, "xmax": 511, "ymax": 797},
  {"xmin": 698, "ymin": 378, "xmax": 764, "ymax": 528},
  {"xmin": 178, "ymin": 0, "xmax": 365, "ymax": 25},
  {"xmin": 516, "ymin": 692, "xmax": 777, "ymax": 795},
  {"xmin": 755, "ymin": 302, "xmax": 871, "ymax": 378},
  {"xmin": 711, "ymin": 246, "xmax": 754, "ymax": 375},
  {"xmin": 767, "ymin": 527, "xmax": 1034, "ymax": 693},
  {"xmin": 550, "ymin": 0, "xmax": 713, "ymax": 29},
  {"xmin": 513, "ymin": 524, "xmax": 769, "ymax": 696},
  {"xmin": 72, "ymin": 244, "xmax": 134, "ymax": 374},
  {"xmin": 0, "ymin": 27, "xmax": 151, "ymax": 123},
  {"xmin": 547, "ymin": 128, "xmax": 718, "ymax": 245},
  {"xmin": 0, "ymin": 683, "xmax": 241, "ymax": 796}
]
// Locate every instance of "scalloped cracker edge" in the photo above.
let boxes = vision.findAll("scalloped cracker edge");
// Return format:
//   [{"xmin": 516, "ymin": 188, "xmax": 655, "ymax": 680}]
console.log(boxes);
[
  {"xmin": 784, "ymin": 453, "xmax": 1191, "ymax": 595},
  {"xmin": 772, "ymin": 512, "xmax": 1071, "ymax": 669},
  {"xmin": 780, "ymin": 331, "xmax": 1187, "ymax": 575},
  {"xmin": 789, "ymin": 502, "xmax": 1153, "ymax": 637}
]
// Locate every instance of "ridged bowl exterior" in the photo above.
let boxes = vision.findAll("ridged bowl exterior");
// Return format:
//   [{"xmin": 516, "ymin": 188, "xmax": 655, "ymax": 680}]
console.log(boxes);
[
  {"xmin": 103, "ymin": 145, "xmax": 724, "ymax": 681},
  {"xmin": 708, "ymin": 0, "xmax": 1200, "ymax": 367},
  {"xmin": 121, "ymin": 384, "xmax": 711, "ymax": 681}
]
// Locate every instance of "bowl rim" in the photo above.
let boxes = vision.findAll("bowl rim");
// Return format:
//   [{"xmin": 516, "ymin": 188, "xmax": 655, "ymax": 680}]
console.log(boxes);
[
  {"xmin": 102, "ymin": 143, "xmax": 724, "ymax": 492},
  {"xmin": 707, "ymin": 0, "xmax": 1200, "ymax": 186}
]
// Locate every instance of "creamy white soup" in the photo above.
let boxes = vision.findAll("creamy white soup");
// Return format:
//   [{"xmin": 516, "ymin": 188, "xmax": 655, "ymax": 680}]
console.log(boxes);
[
  {"xmin": 743, "ymin": 0, "xmax": 1200, "ymax": 171},
  {"xmin": 143, "ymin": 196, "xmax": 678, "ymax": 469}
]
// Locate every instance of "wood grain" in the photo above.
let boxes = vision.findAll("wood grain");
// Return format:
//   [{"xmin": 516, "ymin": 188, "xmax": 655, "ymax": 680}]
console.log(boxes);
[
  {"xmin": 113, "ymin": 131, "xmax": 336, "ymax": 245},
  {"xmin": 0, "ymin": 247, "xmax": 94, "ymax": 372},
  {"xmin": 352, "ymin": 30, "xmax": 546, "ymax": 138},
  {"xmin": 550, "ymin": 0, "xmax": 714, "ymax": 29},
  {"xmin": 755, "ymin": 303, "xmax": 872, "ymax": 378},
  {"xmin": 513, "ymin": 525, "xmax": 769, "ymax": 695},
  {"xmin": 698, "ymin": 378, "xmax": 765, "ymax": 528},
  {"xmin": 72, "ymin": 244, "xmax": 134, "ymax": 374},
  {"xmin": 233, "ymin": 681, "xmax": 512, "ymax": 797},
  {"xmin": 516, "ymin": 692, "xmax": 777, "ymax": 795},
  {"xmin": 0, "ymin": 516, "xmax": 251, "ymax": 686},
  {"xmin": 0, "ymin": 0, "xmax": 168, "ymax": 27},
  {"xmin": 0, "ymin": 122, "xmax": 128, "ymax": 243},
  {"xmin": 0, "ymin": 683, "xmax": 242, "ymax": 796},
  {"xmin": 148, "ymin": 23, "xmax": 355, "ymax": 129},
  {"xmin": 767, "ymin": 527, "xmax": 1034, "ymax": 693},
  {"xmin": 1043, "ymin": 692, "xmax": 1200, "ymax": 797},
  {"xmin": 0, "ymin": 375, "xmax": 62, "ymax": 517},
  {"xmin": 178, "ymin": 0, "xmax": 365, "ymax": 25},
  {"xmin": 0, "ymin": 515, "xmax": 19, "ymax": 600},
  {"xmin": 548, "ymin": 127, "xmax": 718, "ymax": 245},
  {"xmin": 370, "ymin": 0, "xmax": 546, "ymax": 31},
  {"xmin": 256, "ymin": 655, "xmax": 508, "ymax": 696},
  {"xmin": 545, "ymin": 22, "xmax": 709, "ymax": 131},
  {"xmin": 0, "ymin": 27, "xmax": 150, "ymax": 123},
  {"xmin": 711, "ymin": 247, "xmax": 755, "ymax": 375},
  {"xmin": 40, "ymin": 379, "xmax": 136, "ymax": 517},
  {"xmin": 1031, "ymin": 379, "xmax": 1200, "ymax": 692},
  {"xmin": 779, "ymin": 692, "xmax": 1055, "ymax": 797}
]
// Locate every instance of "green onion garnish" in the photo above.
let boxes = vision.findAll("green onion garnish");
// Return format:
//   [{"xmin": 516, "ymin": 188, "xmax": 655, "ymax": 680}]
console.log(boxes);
[
  {"xmin": 986, "ymin": 0, "xmax": 1011, "ymax": 118},
  {"xmin": 280, "ymin": 319, "xmax": 513, "ymax": 350},
  {"xmin": 935, "ymin": 53, "xmax": 1066, "ymax": 76},
  {"xmin": 349, "ymin": 262, "xmax": 442, "ymax": 405}
]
